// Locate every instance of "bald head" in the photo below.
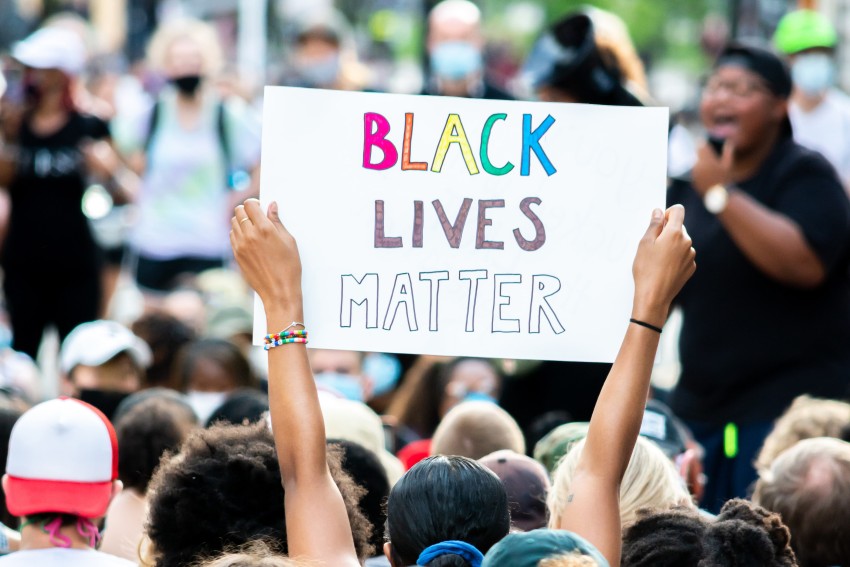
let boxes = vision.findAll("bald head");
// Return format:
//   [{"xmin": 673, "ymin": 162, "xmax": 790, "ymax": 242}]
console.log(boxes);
[
  {"xmin": 427, "ymin": 0, "xmax": 483, "ymax": 50},
  {"xmin": 431, "ymin": 400, "xmax": 525, "ymax": 459}
]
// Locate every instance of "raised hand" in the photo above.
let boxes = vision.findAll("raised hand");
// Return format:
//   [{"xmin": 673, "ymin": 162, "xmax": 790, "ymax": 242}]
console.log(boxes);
[
  {"xmin": 230, "ymin": 198, "xmax": 302, "ymax": 313},
  {"xmin": 230, "ymin": 199, "xmax": 359, "ymax": 566},
  {"xmin": 558, "ymin": 206, "xmax": 696, "ymax": 567},
  {"xmin": 691, "ymin": 141, "xmax": 734, "ymax": 197},
  {"xmin": 631, "ymin": 205, "xmax": 696, "ymax": 327}
]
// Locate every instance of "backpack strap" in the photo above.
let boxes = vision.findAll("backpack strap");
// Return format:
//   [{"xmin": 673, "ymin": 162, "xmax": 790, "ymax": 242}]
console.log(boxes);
[
  {"xmin": 143, "ymin": 99, "xmax": 161, "ymax": 154},
  {"xmin": 143, "ymin": 97, "xmax": 235, "ymax": 188},
  {"xmin": 216, "ymin": 101, "xmax": 232, "ymax": 175}
]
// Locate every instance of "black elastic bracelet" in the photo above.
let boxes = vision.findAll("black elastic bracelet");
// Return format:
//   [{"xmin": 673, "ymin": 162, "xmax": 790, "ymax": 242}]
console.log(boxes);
[{"xmin": 630, "ymin": 318, "xmax": 663, "ymax": 334}]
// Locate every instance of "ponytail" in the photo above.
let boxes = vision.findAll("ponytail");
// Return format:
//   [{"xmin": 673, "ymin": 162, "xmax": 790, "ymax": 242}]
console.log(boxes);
[{"xmin": 417, "ymin": 541, "xmax": 483, "ymax": 567}]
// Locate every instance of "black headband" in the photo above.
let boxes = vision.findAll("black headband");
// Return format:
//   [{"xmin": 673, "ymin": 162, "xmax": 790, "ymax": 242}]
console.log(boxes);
[{"xmin": 715, "ymin": 43, "xmax": 793, "ymax": 98}]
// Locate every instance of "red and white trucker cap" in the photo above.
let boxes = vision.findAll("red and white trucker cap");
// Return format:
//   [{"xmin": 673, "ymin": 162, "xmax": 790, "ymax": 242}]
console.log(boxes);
[{"xmin": 5, "ymin": 398, "xmax": 118, "ymax": 518}]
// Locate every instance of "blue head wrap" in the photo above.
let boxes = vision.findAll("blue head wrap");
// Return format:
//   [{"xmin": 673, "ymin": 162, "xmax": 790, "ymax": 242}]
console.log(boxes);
[{"xmin": 417, "ymin": 541, "xmax": 484, "ymax": 567}]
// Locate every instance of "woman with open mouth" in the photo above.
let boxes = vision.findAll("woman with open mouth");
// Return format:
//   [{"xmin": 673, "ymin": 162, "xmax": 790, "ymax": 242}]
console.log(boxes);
[{"xmin": 667, "ymin": 43, "xmax": 850, "ymax": 514}]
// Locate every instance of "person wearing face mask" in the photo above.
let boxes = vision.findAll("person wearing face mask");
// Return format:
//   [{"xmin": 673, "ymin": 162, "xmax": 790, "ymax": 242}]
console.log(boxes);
[
  {"xmin": 59, "ymin": 320, "xmax": 152, "ymax": 422},
  {"xmin": 386, "ymin": 357, "xmax": 503, "ymax": 466},
  {"xmin": 283, "ymin": 11, "xmax": 369, "ymax": 92},
  {"xmin": 361, "ymin": 352, "xmax": 402, "ymax": 413},
  {"xmin": 0, "ymin": 27, "xmax": 130, "ymax": 360},
  {"xmin": 175, "ymin": 338, "xmax": 259, "ymax": 425},
  {"xmin": 424, "ymin": 0, "xmax": 512, "ymax": 100},
  {"xmin": 113, "ymin": 19, "xmax": 261, "ymax": 303},
  {"xmin": 774, "ymin": 9, "xmax": 850, "ymax": 190},
  {"xmin": 667, "ymin": 43, "xmax": 850, "ymax": 513},
  {"xmin": 308, "ymin": 348, "xmax": 373, "ymax": 403}
]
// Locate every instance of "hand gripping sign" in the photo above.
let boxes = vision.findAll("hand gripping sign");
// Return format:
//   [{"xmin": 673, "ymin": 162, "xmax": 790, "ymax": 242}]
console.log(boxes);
[{"xmin": 255, "ymin": 87, "xmax": 668, "ymax": 363}]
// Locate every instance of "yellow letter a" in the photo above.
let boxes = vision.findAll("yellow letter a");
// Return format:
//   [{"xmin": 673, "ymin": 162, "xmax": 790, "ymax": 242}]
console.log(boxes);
[{"xmin": 431, "ymin": 114, "xmax": 480, "ymax": 175}]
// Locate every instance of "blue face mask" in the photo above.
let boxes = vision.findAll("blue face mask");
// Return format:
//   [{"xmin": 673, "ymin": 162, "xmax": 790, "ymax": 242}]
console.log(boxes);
[
  {"xmin": 791, "ymin": 53, "xmax": 836, "ymax": 96},
  {"xmin": 431, "ymin": 41, "xmax": 483, "ymax": 81},
  {"xmin": 463, "ymin": 391, "xmax": 498, "ymax": 405},
  {"xmin": 363, "ymin": 353, "xmax": 401, "ymax": 397},
  {"xmin": 296, "ymin": 53, "xmax": 340, "ymax": 88},
  {"xmin": 315, "ymin": 372, "xmax": 364, "ymax": 402}
]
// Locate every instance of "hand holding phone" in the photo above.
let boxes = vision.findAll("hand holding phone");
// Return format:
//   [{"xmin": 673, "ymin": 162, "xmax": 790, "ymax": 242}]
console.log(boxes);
[{"xmin": 707, "ymin": 135, "xmax": 725, "ymax": 157}]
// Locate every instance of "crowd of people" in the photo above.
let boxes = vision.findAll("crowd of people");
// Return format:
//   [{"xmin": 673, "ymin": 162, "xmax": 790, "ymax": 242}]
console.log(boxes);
[{"xmin": 1, "ymin": 0, "xmax": 850, "ymax": 565}]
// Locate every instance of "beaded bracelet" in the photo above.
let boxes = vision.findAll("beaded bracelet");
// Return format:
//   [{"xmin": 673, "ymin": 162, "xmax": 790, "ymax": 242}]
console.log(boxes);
[{"xmin": 264, "ymin": 322, "xmax": 308, "ymax": 350}]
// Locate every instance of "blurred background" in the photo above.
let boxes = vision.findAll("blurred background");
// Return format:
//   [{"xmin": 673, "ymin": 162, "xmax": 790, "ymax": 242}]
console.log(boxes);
[
  {"xmin": 1, "ymin": 0, "xmax": 848, "ymax": 117},
  {"xmin": 0, "ymin": 0, "xmax": 847, "ymax": 398}
]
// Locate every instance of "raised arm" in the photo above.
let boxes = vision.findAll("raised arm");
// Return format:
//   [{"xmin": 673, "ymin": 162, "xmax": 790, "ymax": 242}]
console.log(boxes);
[
  {"xmin": 231, "ymin": 199, "xmax": 360, "ymax": 566},
  {"xmin": 557, "ymin": 205, "xmax": 696, "ymax": 566}
]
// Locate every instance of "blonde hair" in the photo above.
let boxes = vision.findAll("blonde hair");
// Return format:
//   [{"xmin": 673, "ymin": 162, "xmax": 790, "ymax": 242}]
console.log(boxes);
[
  {"xmin": 431, "ymin": 401, "xmax": 525, "ymax": 459},
  {"xmin": 586, "ymin": 8, "xmax": 649, "ymax": 96},
  {"xmin": 753, "ymin": 437, "xmax": 850, "ymax": 567},
  {"xmin": 540, "ymin": 553, "xmax": 600, "ymax": 567},
  {"xmin": 756, "ymin": 395, "xmax": 850, "ymax": 472},
  {"xmin": 548, "ymin": 436, "xmax": 692, "ymax": 528},
  {"xmin": 146, "ymin": 18, "xmax": 224, "ymax": 76},
  {"xmin": 191, "ymin": 541, "xmax": 303, "ymax": 567}
]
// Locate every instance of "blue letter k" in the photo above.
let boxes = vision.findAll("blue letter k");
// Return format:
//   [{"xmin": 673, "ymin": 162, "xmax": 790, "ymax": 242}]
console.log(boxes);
[{"xmin": 521, "ymin": 114, "xmax": 557, "ymax": 177}]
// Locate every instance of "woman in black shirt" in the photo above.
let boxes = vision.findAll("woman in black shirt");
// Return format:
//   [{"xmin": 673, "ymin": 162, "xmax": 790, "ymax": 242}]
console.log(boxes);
[
  {"xmin": 0, "ymin": 27, "xmax": 120, "ymax": 359},
  {"xmin": 668, "ymin": 43, "xmax": 850, "ymax": 512}
]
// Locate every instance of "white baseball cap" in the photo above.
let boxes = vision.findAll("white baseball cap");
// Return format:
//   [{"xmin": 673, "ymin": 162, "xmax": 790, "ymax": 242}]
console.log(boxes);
[
  {"xmin": 5, "ymin": 398, "xmax": 118, "ymax": 518},
  {"xmin": 60, "ymin": 320, "xmax": 152, "ymax": 375},
  {"xmin": 12, "ymin": 27, "xmax": 87, "ymax": 75}
]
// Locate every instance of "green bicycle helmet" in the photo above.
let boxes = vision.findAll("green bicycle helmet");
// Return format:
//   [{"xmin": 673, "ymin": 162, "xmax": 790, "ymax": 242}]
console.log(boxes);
[{"xmin": 774, "ymin": 9, "xmax": 837, "ymax": 55}]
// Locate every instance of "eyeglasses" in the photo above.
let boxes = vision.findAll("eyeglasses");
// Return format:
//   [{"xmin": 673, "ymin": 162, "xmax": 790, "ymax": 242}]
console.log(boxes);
[{"xmin": 702, "ymin": 77, "xmax": 771, "ymax": 99}]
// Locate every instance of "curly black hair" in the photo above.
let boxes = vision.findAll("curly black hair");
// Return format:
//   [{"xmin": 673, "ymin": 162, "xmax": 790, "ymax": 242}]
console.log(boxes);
[
  {"xmin": 329, "ymin": 439, "xmax": 390, "ymax": 554},
  {"xmin": 145, "ymin": 422, "xmax": 374, "ymax": 567},
  {"xmin": 116, "ymin": 396, "xmax": 197, "ymax": 494},
  {"xmin": 621, "ymin": 499, "xmax": 797, "ymax": 567}
]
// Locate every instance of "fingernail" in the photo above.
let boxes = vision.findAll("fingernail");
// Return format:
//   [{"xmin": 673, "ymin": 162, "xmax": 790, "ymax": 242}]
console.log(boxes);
[
  {"xmin": 270, "ymin": 201, "xmax": 278, "ymax": 214},
  {"xmin": 652, "ymin": 208, "xmax": 663, "ymax": 220}
]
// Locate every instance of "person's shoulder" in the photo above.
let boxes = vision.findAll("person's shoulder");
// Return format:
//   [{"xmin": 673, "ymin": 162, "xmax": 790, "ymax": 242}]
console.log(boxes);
[
  {"xmin": 70, "ymin": 549, "xmax": 137, "ymax": 566},
  {"xmin": 0, "ymin": 549, "xmax": 136, "ymax": 566},
  {"xmin": 770, "ymin": 139, "xmax": 847, "ymax": 201},
  {"xmin": 826, "ymin": 89, "xmax": 850, "ymax": 112},
  {"xmin": 775, "ymin": 137, "xmax": 839, "ymax": 176},
  {"xmin": 74, "ymin": 111, "xmax": 111, "ymax": 137},
  {"xmin": 90, "ymin": 550, "xmax": 137, "ymax": 566}
]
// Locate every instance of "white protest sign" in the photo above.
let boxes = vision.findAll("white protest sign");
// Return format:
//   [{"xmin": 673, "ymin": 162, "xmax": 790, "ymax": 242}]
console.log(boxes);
[{"xmin": 255, "ymin": 87, "xmax": 668, "ymax": 363}]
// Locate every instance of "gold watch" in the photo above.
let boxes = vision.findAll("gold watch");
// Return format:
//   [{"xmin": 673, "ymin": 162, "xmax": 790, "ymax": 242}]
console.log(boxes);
[{"xmin": 704, "ymin": 184, "xmax": 729, "ymax": 214}]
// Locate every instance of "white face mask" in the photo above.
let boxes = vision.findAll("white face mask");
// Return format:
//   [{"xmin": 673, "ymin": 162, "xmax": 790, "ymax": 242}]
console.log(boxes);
[
  {"xmin": 186, "ymin": 391, "xmax": 229, "ymax": 424},
  {"xmin": 791, "ymin": 53, "xmax": 836, "ymax": 96}
]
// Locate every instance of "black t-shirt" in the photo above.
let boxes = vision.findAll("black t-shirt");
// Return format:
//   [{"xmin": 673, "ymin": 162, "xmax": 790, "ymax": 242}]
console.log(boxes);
[
  {"xmin": 668, "ymin": 137, "xmax": 850, "ymax": 425},
  {"xmin": 2, "ymin": 112, "xmax": 109, "ymax": 275}
]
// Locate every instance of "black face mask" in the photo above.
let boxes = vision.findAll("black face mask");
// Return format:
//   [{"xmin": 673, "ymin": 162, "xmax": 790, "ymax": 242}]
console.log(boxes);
[
  {"xmin": 78, "ymin": 389, "xmax": 131, "ymax": 422},
  {"xmin": 171, "ymin": 75, "xmax": 202, "ymax": 96}
]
